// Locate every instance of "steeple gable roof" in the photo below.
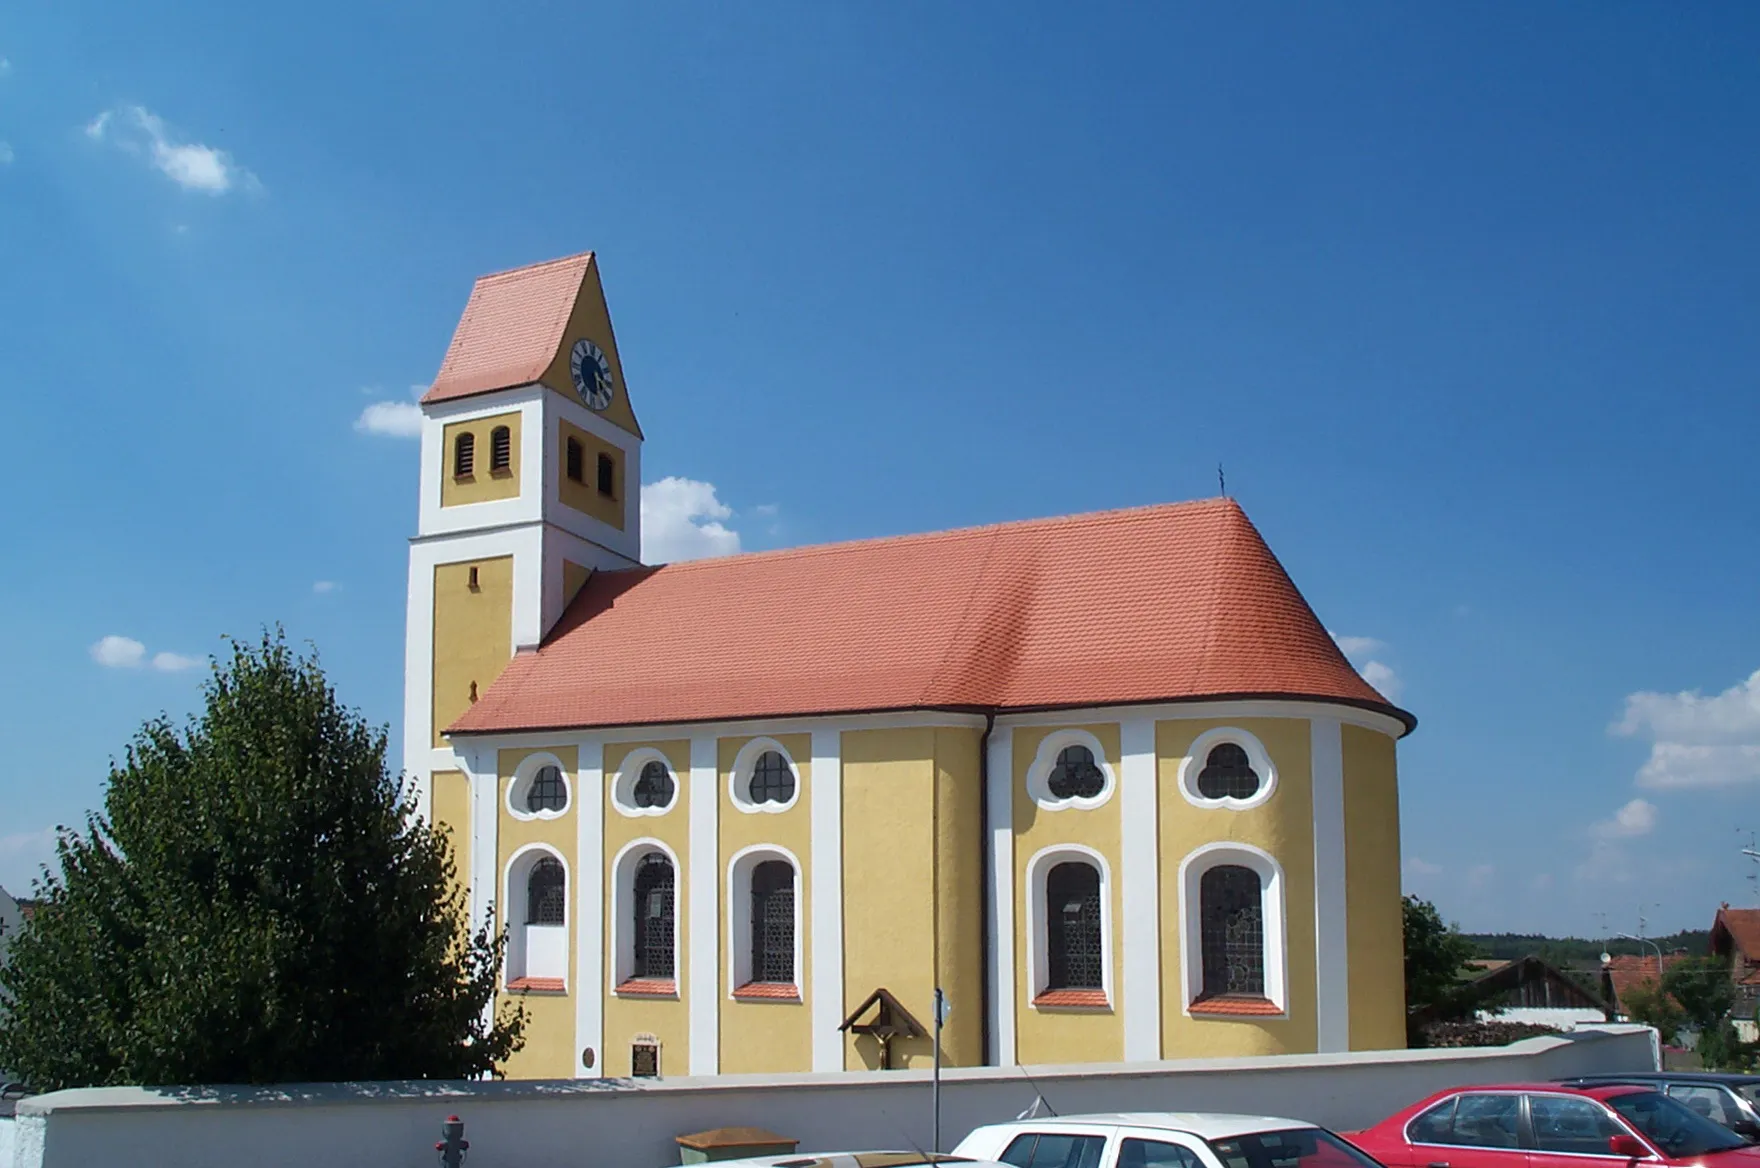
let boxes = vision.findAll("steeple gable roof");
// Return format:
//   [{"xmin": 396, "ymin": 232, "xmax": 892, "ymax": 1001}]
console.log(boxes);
[
  {"xmin": 422, "ymin": 252, "xmax": 596, "ymax": 404},
  {"xmin": 448, "ymin": 497, "xmax": 1412, "ymax": 737}
]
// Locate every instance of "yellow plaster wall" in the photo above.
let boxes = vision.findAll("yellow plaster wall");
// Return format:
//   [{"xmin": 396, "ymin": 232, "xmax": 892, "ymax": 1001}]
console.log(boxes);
[
  {"xmin": 431, "ymin": 769, "xmax": 472, "ymax": 907},
  {"xmin": 717, "ymin": 733, "xmax": 812, "ymax": 1074},
  {"xmin": 440, "ymin": 412, "xmax": 522, "ymax": 507},
  {"xmin": 431, "ymin": 556, "xmax": 513, "ymax": 747},
  {"xmin": 1156, "ymin": 718, "xmax": 1318, "ymax": 1059},
  {"xmin": 933, "ymin": 726, "xmax": 985, "ymax": 1068},
  {"xmin": 602, "ymin": 740, "xmax": 692, "ymax": 1077},
  {"xmin": 538, "ymin": 258, "xmax": 644, "ymax": 439},
  {"xmin": 1012, "ymin": 723, "xmax": 1124, "ymax": 1066},
  {"xmin": 1342, "ymin": 724, "xmax": 1407, "ymax": 1050},
  {"xmin": 557, "ymin": 420, "xmax": 625, "ymax": 530},
  {"xmin": 496, "ymin": 745, "xmax": 579, "ymax": 1080}
]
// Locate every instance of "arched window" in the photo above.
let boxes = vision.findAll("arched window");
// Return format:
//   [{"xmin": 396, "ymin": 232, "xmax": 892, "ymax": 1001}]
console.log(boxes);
[
  {"xmin": 632, "ymin": 854, "xmax": 675, "ymax": 980},
  {"xmin": 1197, "ymin": 743, "xmax": 1260, "ymax": 800},
  {"xmin": 526, "ymin": 765, "xmax": 568, "ymax": 813},
  {"xmin": 596, "ymin": 452, "xmax": 616, "ymax": 497},
  {"xmin": 1199, "ymin": 865, "xmax": 1264, "ymax": 998},
  {"xmin": 489, "ymin": 425, "xmax": 512, "ymax": 473},
  {"xmin": 749, "ymin": 860, "xmax": 794, "ymax": 984},
  {"xmin": 1047, "ymin": 745, "xmax": 1105, "ymax": 801},
  {"xmin": 453, "ymin": 431, "xmax": 475, "ymax": 477},
  {"xmin": 527, "ymin": 857, "xmax": 567, "ymax": 926},
  {"xmin": 1045, "ymin": 861, "xmax": 1103, "ymax": 990},
  {"xmin": 634, "ymin": 760, "xmax": 675, "ymax": 809},
  {"xmin": 748, "ymin": 751, "xmax": 795, "ymax": 805},
  {"xmin": 566, "ymin": 436, "xmax": 584, "ymax": 483}
]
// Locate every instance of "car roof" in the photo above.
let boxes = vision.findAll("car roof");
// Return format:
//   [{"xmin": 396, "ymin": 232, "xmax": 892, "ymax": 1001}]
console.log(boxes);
[
  {"xmin": 1570, "ymin": 1072, "xmax": 1760, "ymax": 1086},
  {"xmin": 700, "ymin": 1155, "xmax": 1008, "ymax": 1168},
  {"xmin": 1422, "ymin": 1083, "xmax": 1655, "ymax": 1101},
  {"xmin": 982, "ymin": 1112, "xmax": 1319, "ymax": 1140}
]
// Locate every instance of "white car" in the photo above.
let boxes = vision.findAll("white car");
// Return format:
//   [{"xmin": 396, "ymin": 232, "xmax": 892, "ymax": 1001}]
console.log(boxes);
[
  {"xmin": 951, "ymin": 1112, "xmax": 1388, "ymax": 1168},
  {"xmin": 681, "ymin": 1155, "xmax": 1013, "ymax": 1168}
]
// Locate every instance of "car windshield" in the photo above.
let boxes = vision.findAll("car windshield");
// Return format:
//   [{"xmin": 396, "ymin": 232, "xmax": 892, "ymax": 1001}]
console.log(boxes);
[
  {"xmin": 1207, "ymin": 1129, "xmax": 1386, "ymax": 1168},
  {"xmin": 1735, "ymin": 1083, "xmax": 1760, "ymax": 1109},
  {"xmin": 1607, "ymin": 1091, "xmax": 1749, "ymax": 1157}
]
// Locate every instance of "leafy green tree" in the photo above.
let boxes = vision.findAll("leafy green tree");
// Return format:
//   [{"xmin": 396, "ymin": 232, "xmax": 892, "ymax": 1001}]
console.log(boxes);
[
  {"xmin": 0, "ymin": 631, "xmax": 524, "ymax": 1090},
  {"xmin": 1404, "ymin": 895, "xmax": 1492, "ymax": 1044},
  {"xmin": 1663, "ymin": 956, "xmax": 1737, "ymax": 1067},
  {"xmin": 1622, "ymin": 978, "xmax": 1684, "ymax": 1045}
]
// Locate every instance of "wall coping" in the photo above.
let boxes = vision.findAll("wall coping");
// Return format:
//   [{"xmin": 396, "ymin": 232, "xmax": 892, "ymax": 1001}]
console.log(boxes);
[{"xmin": 17, "ymin": 1027, "xmax": 1653, "ymax": 1118}]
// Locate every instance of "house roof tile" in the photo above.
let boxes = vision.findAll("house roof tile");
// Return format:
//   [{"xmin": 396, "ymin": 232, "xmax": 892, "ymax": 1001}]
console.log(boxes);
[
  {"xmin": 421, "ymin": 252, "xmax": 593, "ymax": 405},
  {"xmin": 449, "ymin": 496, "xmax": 1411, "ymax": 736}
]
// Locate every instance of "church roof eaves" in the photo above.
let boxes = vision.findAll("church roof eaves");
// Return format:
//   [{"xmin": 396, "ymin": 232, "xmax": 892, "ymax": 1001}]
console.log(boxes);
[{"xmin": 448, "ymin": 497, "xmax": 1416, "ymax": 738}]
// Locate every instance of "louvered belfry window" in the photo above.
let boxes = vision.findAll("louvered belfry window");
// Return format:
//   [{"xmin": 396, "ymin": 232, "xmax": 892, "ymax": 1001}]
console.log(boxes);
[
  {"xmin": 632, "ymin": 853, "xmax": 675, "ymax": 979},
  {"xmin": 750, "ymin": 860, "xmax": 794, "ymax": 983},
  {"xmin": 489, "ymin": 425, "xmax": 512, "ymax": 473},
  {"xmin": 1047, "ymin": 745, "xmax": 1106, "ymax": 800},
  {"xmin": 526, "ymin": 765, "xmax": 567, "ymax": 813},
  {"xmin": 596, "ymin": 452, "xmax": 616, "ymax": 497},
  {"xmin": 749, "ymin": 751, "xmax": 795, "ymax": 804},
  {"xmin": 527, "ymin": 857, "xmax": 566, "ymax": 925},
  {"xmin": 633, "ymin": 760, "xmax": 674, "ymax": 809},
  {"xmin": 1046, "ymin": 861, "xmax": 1104, "ymax": 990},
  {"xmin": 1197, "ymin": 742, "xmax": 1261, "ymax": 799},
  {"xmin": 566, "ymin": 437, "xmax": 584, "ymax": 483},
  {"xmin": 454, "ymin": 432, "xmax": 475, "ymax": 477},
  {"xmin": 1200, "ymin": 865, "xmax": 1264, "ymax": 997}
]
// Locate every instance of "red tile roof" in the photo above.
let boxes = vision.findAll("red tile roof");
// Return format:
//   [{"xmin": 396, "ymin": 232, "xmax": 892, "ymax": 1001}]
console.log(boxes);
[
  {"xmin": 506, "ymin": 976, "xmax": 566, "ymax": 994},
  {"xmin": 732, "ymin": 981, "xmax": 801, "ymax": 1002},
  {"xmin": 1714, "ymin": 905, "xmax": 1760, "ymax": 961},
  {"xmin": 450, "ymin": 497, "xmax": 1412, "ymax": 737},
  {"xmin": 1605, "ymin": 953, "xmax": 1684, "ymax": 1012},
  {"xmin": 1189, "ymin": 995, "xmax": 1285, "ymax": 1017},
  {"xmin": 421, "ymin": 252, "xmax": 594, "ymax": 405},
  {"xmin": 1032, "ymin": 989, "xmax": 1111, "ymax": 1009}
]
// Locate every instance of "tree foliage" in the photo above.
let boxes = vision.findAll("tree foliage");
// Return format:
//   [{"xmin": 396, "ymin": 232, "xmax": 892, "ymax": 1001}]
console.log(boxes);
[
  {"xmin": 1404, "ymin": 895, "xmax": 1494, "ymax": 1045},
  {"xmin": 1621, "ymin": 979, "xmax": 1685, "ymax": 1045},
  {"xmin": 1661, "ymin": 956, "xmax": 1746, "ymax": 1068},
  {"xmin": 0, "ymin": 631, "xmax": 524, "ymax": 1089}
]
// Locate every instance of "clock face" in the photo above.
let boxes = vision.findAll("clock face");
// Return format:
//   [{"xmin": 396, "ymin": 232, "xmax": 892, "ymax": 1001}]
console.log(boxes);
[{"xmin": 569, "ymin": 338, "xmax": 614, "ymax": 411}]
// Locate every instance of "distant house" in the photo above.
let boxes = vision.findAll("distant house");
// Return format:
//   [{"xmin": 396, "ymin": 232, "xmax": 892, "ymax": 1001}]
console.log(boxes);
[
  {"xmin": 1710, "ymin": 904, "xmax": 1760, "ymax": 1009},
  {"xmin": 1468, "ymin": 956, "xmax": 1609, "ymax": 1030},
  {"xmin": 0, "ymin": 884, "xmax": 21, "ymax": 968},
  {"xmin": 1604, "ymin": 952, "xmax": 1686, "ymax": 1020}
]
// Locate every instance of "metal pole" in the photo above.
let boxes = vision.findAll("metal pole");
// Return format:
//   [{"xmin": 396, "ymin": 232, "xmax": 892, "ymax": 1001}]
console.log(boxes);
[
  {"xmin": 1619, "ymin": 933, "xmax": 1665, "ymax": 981},
  {"xmin": 933, "ymin": 987, "xmax": 944, "ymax": 1153}
]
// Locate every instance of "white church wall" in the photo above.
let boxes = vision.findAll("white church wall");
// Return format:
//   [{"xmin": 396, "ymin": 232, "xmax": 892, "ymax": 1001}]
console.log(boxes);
[{"xmin": 9, "ymin": 1027, "xmax": 1656, "ymax": 1168}]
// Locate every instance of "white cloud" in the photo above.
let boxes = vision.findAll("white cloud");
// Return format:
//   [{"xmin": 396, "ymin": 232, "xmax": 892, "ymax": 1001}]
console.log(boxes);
[
  {"xmin": 90, "ymin": 634, "xmax": 146, "ymax": 668},
  {"xmin": 313, "ymin": 580, "xmax": 338, "ymax": 594},
  {"xmin": 354, "ymin": 401, "xmax": 422, "ymax": 438},
  {"xmin": 1359, "ymin": 660, "xmax": 1403, "ymax": 700},
  {"xmin": 1467, "ymin": 863, "xmax": 1495, "ymax": 890},
  {"xmin": 1404, "ymin": 857, "xmax": 1442, "ymax": 876},
  {"xmin": 1612, "ymin": 668, "xmax": 1760, "ymax": 788},
  {"xmin": 1330, "ymin": 632, "xmax": 1384, "ymax": 657},
  {"xmin": 91, "ymin": 635, "xmax": 199, "ymax": 672},
  {"xmin": 641, "ymin": 477, "xmax": 742, "ymax": 564},
  {"xmin": 0, "ymin": 143, "xmax": 13, "ymax": 165},
  {"xmin": 1591, "ymin": 797, "xmax": 1658, "ymax": 839},
  {"xmin": 85, "ymin": 104, "xmax": 259, "ymax": 195},
  {"xmin": 1330, "ymin": 632, "xmax": 1403, "ymax": 700}
]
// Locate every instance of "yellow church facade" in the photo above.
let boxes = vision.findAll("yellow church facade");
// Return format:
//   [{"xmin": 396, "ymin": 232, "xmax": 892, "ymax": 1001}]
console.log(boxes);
[{"xmin": 403, "ymin": 252, "xmax": 1414, "ymax": 1080}]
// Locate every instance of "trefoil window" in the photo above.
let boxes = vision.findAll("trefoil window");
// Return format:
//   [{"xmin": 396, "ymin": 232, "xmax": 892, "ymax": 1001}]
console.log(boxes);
[
  {"xmin": 1047, "ymin": 745, "xmax": 1105, "ymax": 801},
  {"xmin": 633, "ymin": 760, "xmax": 674, "ymax": 809},
  {"xmin": 526, "ymin": 764, "xmax": 568, "ymax": 813},
  {"xmin": 748, "ymin": 751, "xmax": 795, "ymax": 805},
  {"xmin": 1197, "ymin": 743, "xmax": 1261, "ymax": 800}
]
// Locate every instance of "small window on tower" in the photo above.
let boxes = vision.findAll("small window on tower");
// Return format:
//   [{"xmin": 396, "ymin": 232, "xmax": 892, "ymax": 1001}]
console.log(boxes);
[
  {"xmin": 489, "ymin": 426, "xmax": 512, "ymax": 474},
  {"xmin": 453, "ymin": 432, "xmax": 475, "ymax": 478},
  {"xmin": 566, "ymin": 437, "xmax": 584, "ymax": 483},
  {"xmin": 597, "ymin": 452, "xmax": 616, "ymax": 498}
]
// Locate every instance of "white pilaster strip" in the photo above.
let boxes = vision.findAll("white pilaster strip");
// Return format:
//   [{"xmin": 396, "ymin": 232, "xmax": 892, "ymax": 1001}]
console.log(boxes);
[
  {"xmin": 468, "ymin": 748, "xmax": 499, "ymax": 938},
  {"xmin": 1119, "ymin": 717, "xmax": 1161, "ymax": 1061},
  {"xmin": 809, "ymin": 729, "xmax": 844, "ymax": 1072},
  {"xmin": 574, "ymin": 740, "xmax": 605, "ymax": 1077},
  {"xmin": 986, "ymin": 726, "xmax": 1016, "ymax": 1066},
  {"xmin": 1311, "ymin": 716, "xmax": 1350, "ymax": 1052},
  {"xmin": 687, "ymin": 734, "xmax": 721, "ymax": 1075}
]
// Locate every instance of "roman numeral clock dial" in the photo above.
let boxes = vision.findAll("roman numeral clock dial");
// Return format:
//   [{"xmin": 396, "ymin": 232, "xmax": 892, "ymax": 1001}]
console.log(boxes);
[{"xmin": 569, "ymin": 338, "xmax": 615, "ymax": 411}]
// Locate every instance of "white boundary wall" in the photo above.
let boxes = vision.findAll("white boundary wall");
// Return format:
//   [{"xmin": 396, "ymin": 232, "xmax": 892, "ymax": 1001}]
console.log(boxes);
[{"xmin": 5, "ymin": 1028, "xmax": 1655, "ymax": 1168}]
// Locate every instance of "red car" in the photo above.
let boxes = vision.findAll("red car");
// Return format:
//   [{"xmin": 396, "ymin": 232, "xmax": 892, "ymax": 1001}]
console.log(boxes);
[{"xmin": 1347, "ymin": 1082, "xmax": 1760, "ymax": 1168}]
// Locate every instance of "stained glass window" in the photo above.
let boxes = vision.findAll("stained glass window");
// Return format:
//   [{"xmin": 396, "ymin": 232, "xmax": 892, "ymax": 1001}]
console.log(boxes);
[
  {"xmin": 1046, "ymin": 861, "xmax": 1103, "ymax": 990},
  {"xmin": 749, "ymin": 751, "xmax": 795, "ymax": 805},
  {"xmin": 750, "ymin": 860, "xmax": 794, "ymax": 983},
  {"xmin": 1200, "ymin": 865, "xmax": 1264, "ymax": 997},
  {"xmin": 632, "ymin": 853, "xmax": 674, "ymax": 979},
  {"xmin": 633, "ymin": 760, "xmax": 675, "ymax": 809},
  {"xmin": 527, "ymin": 856, "xmax": 566, "ymax": 925},
  {"xmin": 1047, "ymin": 746, "xmax": 1106, "ymax": 801},
  {"xmin": 1197, "ymin": 743, "xmax": 1260, "ymax": 800},
  {"xmin": 527, "ymin": 765, "xmax": 567, "ymax": 813}
]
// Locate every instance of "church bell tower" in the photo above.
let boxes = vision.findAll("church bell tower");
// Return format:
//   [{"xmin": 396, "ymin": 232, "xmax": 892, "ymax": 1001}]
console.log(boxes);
[{"xmin": 401, "ymin": 252, "xmax": 643, "ymax": 818}]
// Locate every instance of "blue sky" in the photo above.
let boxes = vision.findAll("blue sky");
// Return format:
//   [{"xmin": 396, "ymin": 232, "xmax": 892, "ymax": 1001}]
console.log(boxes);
[{"xmin": 3, "ymin": 3, "xmax": 1758, "ymax": 938}]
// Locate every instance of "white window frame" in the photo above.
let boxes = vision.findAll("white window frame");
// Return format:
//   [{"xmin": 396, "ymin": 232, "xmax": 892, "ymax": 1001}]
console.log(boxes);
[
  {"xmin": 1177, "ymin": 840, "xmax": 1287, "ymax": 1016},
  {"xmin": 610, "ymin": 748, "xmax": 680, "ymax": 818},
  {"xmin": 608, "ymin": 838, "xmax": 681, "ymax": 995},
  {"xmin": 1024, "ymin": 843, "xmax": 1114, "ymax": 1008},
  {"xmin": 725, "ymin": 843, "xmax": 803, "ymax": 997},
  {"xmin": 728, "ymin": 737, "xmax": 802, "ymax": 815},
  {"xmin": 1177, "ymin": 726, "xmax": 1277, "ymax": 811},
  {"xmin": 1023, "ymin": 729, "xmax": 1117, "ymax": 812},
  {"xmin": 502, "ymin": 842, "xmax": 570, "ymax": 990},
  {"xmin": 505, "ymin": 751, "xmax": 573, "ymax": 821}
]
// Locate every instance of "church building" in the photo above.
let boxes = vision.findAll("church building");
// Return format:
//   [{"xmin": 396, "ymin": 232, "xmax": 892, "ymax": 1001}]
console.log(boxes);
[{"xmin": 402, "ymin": 251, "xmax": 1414, "ymax": 1080}]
